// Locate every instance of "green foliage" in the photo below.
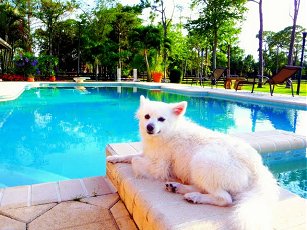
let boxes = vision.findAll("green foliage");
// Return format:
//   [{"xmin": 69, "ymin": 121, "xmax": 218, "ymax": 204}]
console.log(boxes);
[
  {"xmin": 129, "ymin": 25, "xmax": 162, "ymax": 80},
  {"xmin": 37, "ymin": 54, "xmax": 59, "ymax": 77},
  {"xmin": 169, "ymin": 68, "xmax": 182, "ymax": 83},
  {"xmin": 14, "ymin": 52, "xmax": 38, "ymax": 77},
  {"xmin": 262, "ymin": 25, "xmax": 306, "ymax": 74},
  {"xmin": 33, "ymin": 0, "xmax": 77, "ymax": 55},
  {"xmin": 188, "ymin": 0, "xmax": 247, "ymax": 69},
  {"xmin": 2, "ymin": 0, "xmax": 306, "ymax": 80}
]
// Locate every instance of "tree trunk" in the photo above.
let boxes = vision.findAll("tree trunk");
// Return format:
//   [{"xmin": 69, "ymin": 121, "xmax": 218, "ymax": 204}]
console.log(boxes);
[
  {"xmin": 287, "ymin": 0, "xmax": 300, "ymax": 65},
  {"xmin": 27, "ymin": 0, "xmax": 32, "ymax": 52},
  {"xmin": 227, "ymin": 44, "xmax": 231, "ymax": 77},
  {"xmin": 257, "ymin": 0, "xmax": 264, "ymax": 87},
  {"xmin": 144, "ymin": 49, "xmax": 151, "ymax": 81},
  {"xmin": 212, "ymin": 29, "xmax": 218, "ymax": 70}
]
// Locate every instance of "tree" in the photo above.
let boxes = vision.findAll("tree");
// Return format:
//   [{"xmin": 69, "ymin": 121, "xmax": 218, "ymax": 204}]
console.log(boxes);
[
  {"xmin": 33, "ymin": 0, "xmax": 77, "ymax": 55},
  {"xmin": 151, "ymin": 0, "xmax": 174, "ymax": 78},
  {"xmin": 129, "ymin": 25, "xmax": 162, "ymax": 81},
  {"xmin": 0, "ymin": 2, "xmax": 28, "ymax": 72},
  {"xmin": 249, "ymin": 0, "xmax": 264, "ymax": 87},
  {"xmin": 189, "ymin": 0, "xmax": 247, "ymax": 71},
  {"xmin": 288, "ymin": 0, "xmax": 301, "ymax": 66},
  {"xmin": 263, "ymin": 25, "xmax": 305, "ymax": 75}
]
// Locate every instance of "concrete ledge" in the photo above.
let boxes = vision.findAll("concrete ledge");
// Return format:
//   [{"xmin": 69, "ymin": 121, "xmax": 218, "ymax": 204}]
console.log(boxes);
[{"xmin": 106, "ymin": 131, "xmax": 307, "ymax": 230}]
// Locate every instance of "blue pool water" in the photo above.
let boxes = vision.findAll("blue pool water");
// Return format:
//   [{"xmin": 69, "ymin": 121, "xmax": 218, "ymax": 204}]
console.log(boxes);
[{"xmin": 0, "ymin": 86, "xmax": 306, "ymax": 198}]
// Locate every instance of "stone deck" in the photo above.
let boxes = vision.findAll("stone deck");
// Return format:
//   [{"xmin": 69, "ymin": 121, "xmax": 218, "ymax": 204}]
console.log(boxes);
[{"xmin": 0, "ymin": 177, "xmax": 137, "ymax": 230}]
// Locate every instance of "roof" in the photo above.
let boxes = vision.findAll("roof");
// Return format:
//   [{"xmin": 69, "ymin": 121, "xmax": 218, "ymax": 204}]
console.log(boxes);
[{"xmin": 0, "ymin": 38, "xmax": 11, "ymax": 49}]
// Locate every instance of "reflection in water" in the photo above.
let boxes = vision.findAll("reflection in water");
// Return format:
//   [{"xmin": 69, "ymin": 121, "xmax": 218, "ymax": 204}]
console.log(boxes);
[{"xmin": 0, "ymin": 87, "xmax": 306, "ymax": 188}]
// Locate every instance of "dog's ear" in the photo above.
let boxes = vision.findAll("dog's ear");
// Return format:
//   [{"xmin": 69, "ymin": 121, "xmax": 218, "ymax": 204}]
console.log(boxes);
[
  {"xmin": 172, "ymin": 101, "xmax": 187, "ymax": 116},
  {"xmin": 140, "ymin": 95, "xmax": 149, "ymax": 106}
]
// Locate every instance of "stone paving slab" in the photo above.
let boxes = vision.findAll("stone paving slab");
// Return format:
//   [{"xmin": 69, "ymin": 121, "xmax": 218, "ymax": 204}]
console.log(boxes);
[
  {"xmin": 28, "ymin": 201, "xmax": 115, "ymax": 230},
  {"xmin": 0, "ymin": 193, "xmax": 137, "ymax": 230},
  {"xmin": 0, "ymin": 215, "xmax": 26, "ymax": 230},
  {"xmin": 0, "ymin": 181, "xmax": 137, "ymax": 230},
  {"xmin": 0, "ymin": 176, "xmax": 115, "ymax": 209},
  {"xmin": 0, "ymin": 203, "xmax": 56, "ymax": 223}
]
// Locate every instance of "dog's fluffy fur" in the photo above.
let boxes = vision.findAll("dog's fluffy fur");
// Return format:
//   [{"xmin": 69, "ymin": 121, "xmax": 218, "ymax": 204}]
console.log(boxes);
[{"xmin": 107, "ymin": 95, "xmax": 279, "ymax": 230}]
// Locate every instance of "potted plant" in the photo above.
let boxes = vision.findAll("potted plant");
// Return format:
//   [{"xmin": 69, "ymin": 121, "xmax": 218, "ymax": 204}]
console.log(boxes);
[
  {"xmin": 38, "ymin": 54, "xmax": 59, "ymax": 81},
  {"xmin": 49, "ymin": 70, "xmax": 56, "ymax": 81},
  {"xmin": 151, "ymin": 55, "xmax": 163, "ymax": 83},
  {"xmin": 49, "ymin": 76, "xmax": 56, "ymax": 82},
  {"xmin": 27, "ymin": 74, "xmax": 35, "ymax": 82},
  {"xmin": 152, "ymin": 71, "xmax": 163, "ymax": 82},
  {"xmin": 14, "ymin": 52, "xmax": 38, "ymax": 81}
]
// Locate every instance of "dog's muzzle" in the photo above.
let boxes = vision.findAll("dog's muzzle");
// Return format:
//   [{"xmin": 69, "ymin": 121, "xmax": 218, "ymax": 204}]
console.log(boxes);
[
  {"xmin": 146, "ymin": 123, "xmax": 155, "ymax": 134},
  {"xmin": 146, "ymin": 123, "xmax": 161, "ymax": 135}
]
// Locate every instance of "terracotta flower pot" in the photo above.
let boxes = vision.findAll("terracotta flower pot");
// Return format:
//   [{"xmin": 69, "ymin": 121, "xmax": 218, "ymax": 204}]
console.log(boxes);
[
  {"xmin": 152, "ymin": 72, "xmax": 163, "ymax": 83},
  {"xmin": 49, "ymin": 76, "xmax": 56, "ymax": 82},
  {"xmin": 27, "ymin": 76, "xmax": 35, "ymax": 82}
]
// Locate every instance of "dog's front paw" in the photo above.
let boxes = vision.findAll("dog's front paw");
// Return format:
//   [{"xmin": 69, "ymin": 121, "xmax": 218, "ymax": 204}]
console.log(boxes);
[
  {"xmin": 165, "ymin": 182, "xmax": 180, "ymax": 193},
  {"xmin": 184, "ymin": 192, "xmax": 202, "ymax": 204}
]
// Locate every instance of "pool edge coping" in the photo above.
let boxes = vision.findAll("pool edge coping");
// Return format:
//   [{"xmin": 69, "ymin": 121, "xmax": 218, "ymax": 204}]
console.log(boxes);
[{"xmin": 0, "ymin": 81, "xmax": 306, "ymax": 109}]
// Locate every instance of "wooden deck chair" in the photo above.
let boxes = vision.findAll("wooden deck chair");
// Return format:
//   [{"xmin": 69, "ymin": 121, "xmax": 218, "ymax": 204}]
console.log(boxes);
[
  {"xmin": 265, "ymin": 66, "xmax": 301, "ymax": 97},
  {"xmin": 210, "ymin": 67, "xmax": 227, "ymax": 88},
  {"xmin": 235, "ymin": 66, "xmax": 301, "ymax": 96}
]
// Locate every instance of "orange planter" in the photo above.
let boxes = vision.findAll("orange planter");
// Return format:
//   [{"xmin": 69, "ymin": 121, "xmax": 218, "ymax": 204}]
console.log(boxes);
[
  {"xmin": 49, "ymin": 76, "xmax": 56, "ymax": 82},
  {"xmin": 152, "ymin": 72, "xmax": 163, "ymax": 83},
  {"xmin": 27, "ymin": 77, "xmax": 35, "ymax": 82}
]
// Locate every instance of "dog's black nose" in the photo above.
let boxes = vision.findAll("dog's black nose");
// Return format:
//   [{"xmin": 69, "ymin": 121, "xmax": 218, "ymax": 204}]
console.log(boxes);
[{"xmin": 147, "ymin": 123, "xmax": 154, "ymax": 132}]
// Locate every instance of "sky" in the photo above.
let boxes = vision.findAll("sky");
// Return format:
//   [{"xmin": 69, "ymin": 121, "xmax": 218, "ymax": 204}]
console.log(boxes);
[{"xmin": 120, "ymin": 0, "xmax": 307, "ymax": 58}]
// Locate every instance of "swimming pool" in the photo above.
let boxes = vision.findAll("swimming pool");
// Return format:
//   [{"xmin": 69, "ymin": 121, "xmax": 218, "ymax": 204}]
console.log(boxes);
[{"xmin": 0, "ymin": 86, "xmax": 306, "ymax": 197}]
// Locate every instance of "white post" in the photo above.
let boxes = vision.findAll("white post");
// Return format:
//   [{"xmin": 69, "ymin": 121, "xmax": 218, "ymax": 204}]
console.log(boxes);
[
  {"xmin": 133, "ymin": 69, "xmax": 137, "ymax": 81},
  {"xmin": 117, "ymin": 68, "xmax": 121, "ymax": 82}
]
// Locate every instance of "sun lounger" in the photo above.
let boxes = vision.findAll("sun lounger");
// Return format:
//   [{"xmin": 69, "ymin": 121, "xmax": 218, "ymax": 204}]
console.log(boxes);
[
  {"xmin": 235, "ymin": 66, "xmax": 301, "ymax": 96},
  {"xmin": 210, "ymin": 67, "xmax": 227, "ymax": 88}
]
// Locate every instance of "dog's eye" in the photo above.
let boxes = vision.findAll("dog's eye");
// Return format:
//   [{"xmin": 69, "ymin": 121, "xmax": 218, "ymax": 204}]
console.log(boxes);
[
  {"xmin": 158, "ymin": 117, "xmax": 165, "ymax": 122},
  {"xmin": 145, "ymin": 114, "xmax": 150, "ymax": 119}
]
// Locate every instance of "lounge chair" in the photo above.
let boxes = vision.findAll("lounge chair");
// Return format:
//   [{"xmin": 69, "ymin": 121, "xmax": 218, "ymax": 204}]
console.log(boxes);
[
  {"xmin": 235, "ymin": 66, "xmax": 301, "ymax": 96},
  {"xmin": 210, "ymin": 67, "xmax": 227, "ymax": 88}
]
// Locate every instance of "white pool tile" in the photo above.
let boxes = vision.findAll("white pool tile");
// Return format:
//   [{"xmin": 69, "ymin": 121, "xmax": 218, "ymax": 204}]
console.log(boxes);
[
  {"xmin": 0, "ymin": 186, "xmax": 30, "ymax": 209},
  {"xmin": 82, "ymin": 176, "xmax": 113, "ymax": 196},
  {"xmin": 58, "ymin": 179, "xmax": 87, "ymax": 201},
  {"xmin": 109, "ymin": 143, "xmax": 139, "ymax": 156},
  {"xmin": 0, "ymin": 189, "xmax": 3, "ymax": 204},
  {"xmin": 273, "ymin": 139, "xmax": 292, "ymax": 151},
  {"xmin": 31, "ymin": 182, "xmax": 60, "ymax": 205}
]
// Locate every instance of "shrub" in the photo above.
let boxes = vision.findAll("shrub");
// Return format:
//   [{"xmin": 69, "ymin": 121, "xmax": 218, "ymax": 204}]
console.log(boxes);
[
  {"xmin": 1, "ymin": 74, "xmax": 26, "ymax": 81},
  {"xmin": 38, "ymin": 54, "xmax": 59, "ymax": 78},
  {"xmin": 169, "ymin": 68, "xmax": 182, "ymax": 83},
  {"xmin": 14, "ymin": 52, "xmax": 39, "ymax": 77}
]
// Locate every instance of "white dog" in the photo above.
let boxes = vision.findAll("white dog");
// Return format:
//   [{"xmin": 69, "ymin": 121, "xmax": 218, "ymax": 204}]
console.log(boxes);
[{"xmin": 107, "ymin": 95, "xmax": 278, "ymax": 230}]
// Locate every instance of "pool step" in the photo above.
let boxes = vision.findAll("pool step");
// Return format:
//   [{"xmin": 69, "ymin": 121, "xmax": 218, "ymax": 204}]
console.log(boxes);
[{"xmin": 106, "ymin": 130, "xmax": 307, "ymax": 230}]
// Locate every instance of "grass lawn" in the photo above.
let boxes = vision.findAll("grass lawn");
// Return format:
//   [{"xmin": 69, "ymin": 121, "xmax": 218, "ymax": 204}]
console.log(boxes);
[{"xmin": 188, "ymin": 80, "xmax": 307, "ymax": 96}]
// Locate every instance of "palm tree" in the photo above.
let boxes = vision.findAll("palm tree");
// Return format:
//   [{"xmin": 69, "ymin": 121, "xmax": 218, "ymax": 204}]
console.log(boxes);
[{"xmin": 129, "ymin": 25, "xmax": 162, "ymax": 81}]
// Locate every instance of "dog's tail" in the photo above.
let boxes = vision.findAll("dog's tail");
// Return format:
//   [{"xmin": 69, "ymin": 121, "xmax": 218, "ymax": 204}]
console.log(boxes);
[{"xmin": 229, "ymin": 167, "xmax": 279, "ymax": 230}]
